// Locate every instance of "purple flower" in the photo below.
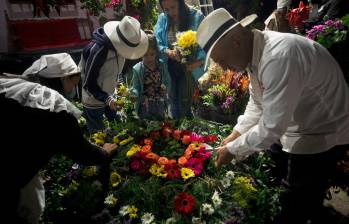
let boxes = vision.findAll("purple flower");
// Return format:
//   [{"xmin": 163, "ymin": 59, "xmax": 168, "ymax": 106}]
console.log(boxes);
[
  {"xmin": 335, "ymin": 20, "xmax": 344, "ymax": 30},
  {"xmin": 324, "ymin": 19, "xmax": 334, "ymax": 27}
]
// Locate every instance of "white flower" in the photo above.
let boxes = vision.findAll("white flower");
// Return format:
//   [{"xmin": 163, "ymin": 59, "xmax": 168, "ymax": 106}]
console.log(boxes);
[
  {"xmin": 231, "ymin": 159, "xmax": 237, "ymax": 165},
  {"xmin": 221, "ymin": 177, "xmax": 231, "ymax": 188},
  {"xmin": 225, "ymin": 171, "xmax": 235, "ymax": 179},
  {"xmin": 211, "ymin": 190, "xmax": 222, "ymax": 208},
  {"xmin": 141, "ymin": 212, "xmax": 155, "ymax": 224},
  {"xmin": 119, "ymin": 205, "xmax": 130, "ymax": 216},
  {"xmin": 192, "ymin": 217, "xmax": 206, "ymax": 224},
  {"xmin": 104, "ymin": 194, "xmax": 117, "ymax": 207},
  {"xmin": 165, "ymin": 217, "xmax": 177, "ymax": 224},
  {"xmin": 202, "ymin": 203, "xmax": 215, "ymax": 215}
]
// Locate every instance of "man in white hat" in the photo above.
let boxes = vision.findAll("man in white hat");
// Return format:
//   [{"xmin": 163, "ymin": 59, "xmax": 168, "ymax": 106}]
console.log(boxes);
[
  {"xmin": 197, "ymin": 8, "xmax": 349, "ymax": 224},
  {"xmin": 80, "ymin": 16, "xmax": 148, "ymax": 132}
]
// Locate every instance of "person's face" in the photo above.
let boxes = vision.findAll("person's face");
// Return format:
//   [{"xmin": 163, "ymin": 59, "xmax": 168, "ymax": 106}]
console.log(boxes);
[
  {"xmin": 143, "ymin": 47, "xmax": 157, "ymax": 67},
  {"xmin": 210, "ymin": 28, "xmax": 251, "ymax": 72},
  {"xmin": 162, "ymin": 0, "xmax": 179, "ymax": 21},
  {"xmin": 62, "ymin": 74, "xmax": 80, "ymax": 94}
]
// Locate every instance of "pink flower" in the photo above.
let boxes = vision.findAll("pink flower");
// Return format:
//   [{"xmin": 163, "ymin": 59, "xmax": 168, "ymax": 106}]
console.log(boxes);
[
  {"xmin": 105, "ymin": 0, "xmax": 121, "ymax": 8},
  {"xmin": 190, "ymin": 132, "xmax": 204, "ymax": 143},
  {"xmin": 185, "ymin": 158, "xmax": 203, "ymax": 176},
  {"xmin": 197, "ymin": 150, "xmax": 212, "ymax": 160}
]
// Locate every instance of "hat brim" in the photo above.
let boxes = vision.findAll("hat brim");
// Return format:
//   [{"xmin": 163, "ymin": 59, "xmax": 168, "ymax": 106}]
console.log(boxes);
[
  {"xmin": 104, "ymin": 21, "xmax": 149, "ymax": 60},
  {"xmin": 203, "ymin": 14, "xmax": 258, "ymax": 70}
]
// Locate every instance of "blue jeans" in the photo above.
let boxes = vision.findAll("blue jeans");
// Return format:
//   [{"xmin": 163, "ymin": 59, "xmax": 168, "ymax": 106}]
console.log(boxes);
[{"xmin": 83, "ymin": 106, "xmax": 117, "ymax": 133}]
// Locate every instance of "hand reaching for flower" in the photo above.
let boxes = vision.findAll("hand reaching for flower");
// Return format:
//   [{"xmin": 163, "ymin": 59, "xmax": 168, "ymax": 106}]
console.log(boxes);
[
  {"xmin": 215, "ymin": 145, "xmax": 235, "ymax": 167},
  {"xmin": 221, "ymin": 130, "xmax": 241, "ymax": 146},
  {"xmin": 102, "ymin": 143, "xmax": 118, "ymax": 155}
]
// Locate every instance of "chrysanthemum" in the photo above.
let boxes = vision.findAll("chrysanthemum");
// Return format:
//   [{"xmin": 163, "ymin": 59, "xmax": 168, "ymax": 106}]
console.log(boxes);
[
  {"xmin": 202, "ymin": 203, "xmax": 214, "ymax": 215},
  {"xmin": 225, "ymin": 171, "xmax": 235, "ymax": 179},
  {"xmin": 141, "ymin": 212, "xmax": 155, "ymax": 224},
  {"xmin": 211, "ymin": 190, "xmax": 222, "ymax": 208},
  {"xmin": 104, "ymin": 194, "xmax": 118, "ymax": 207},
  {"xmin": 221, "ymin": 177, "xmax": 231, "ymax": 188},
  {"xmin": 119, "ymin": 205, "xmax": 129, "ymax": 216},
  {"xmin": 128, "ymin": 205, "xmax": 138, "ymax": 219}
]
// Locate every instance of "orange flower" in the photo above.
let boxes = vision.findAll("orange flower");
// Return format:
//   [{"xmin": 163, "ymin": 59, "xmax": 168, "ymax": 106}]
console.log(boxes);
[
  {"xmin": 168, "ymin": 159, "xmax": 177, "ymax": 165},
  {"xmin": 158, "ymin": 157, "xmax": 169, "ymax": 165},
  {"xmin": 240, "ymin": 76, "xmax": 249, "ymax": 92},
  {"xmin": 146, "ymin": 152, "xmax": 159, "ymax": 162},
  {"xmin": 178, "ymin": 156, "xmax": 188, "ymax": 166},
  {"xmin": 184, "ymin": 147, "xmax": 194, "ymax": 159},
  {"xmin": 173, "ymin": 130, "xmax": 182, "ymax": 140},
  {"xmin": 182, "ymin": 135, "xmax": 191, "ymax": 145},
  {"xmin": 141, "ymin": 145, "xmax": 152, "ymax": 154},
  {"xmin": 144, "ymin": 138, "xmax": 153, "ymax": 146}
]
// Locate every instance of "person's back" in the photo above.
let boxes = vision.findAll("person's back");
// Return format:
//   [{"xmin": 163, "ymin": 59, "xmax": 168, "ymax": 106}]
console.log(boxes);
[{"xmin": 259, "ymin": 30, "xmax": 349, "ymax": 152}]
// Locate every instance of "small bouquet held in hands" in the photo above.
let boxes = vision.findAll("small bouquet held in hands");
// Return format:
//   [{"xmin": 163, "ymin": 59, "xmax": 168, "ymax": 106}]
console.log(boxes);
[{"xmin": 173, "ymin": 30, "xmax": 199, "ymax": 64}]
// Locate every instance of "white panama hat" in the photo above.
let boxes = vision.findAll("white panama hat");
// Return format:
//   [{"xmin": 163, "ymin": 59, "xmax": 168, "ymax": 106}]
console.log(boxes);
[
  {"xmin": 104, "ymin": 16, "xmax": 149, "ymax": 60},
  {"xmin": 196, "ymin": 8, "xmax": 257, "ymax": 70}
]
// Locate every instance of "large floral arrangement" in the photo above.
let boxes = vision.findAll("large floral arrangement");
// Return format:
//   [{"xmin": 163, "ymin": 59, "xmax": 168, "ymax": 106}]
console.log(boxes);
[
  {"xmin": 196, "ymin": 66, "xmax": 249, "ymax": 123},
  {"xmin": 173, "ymin": 30, "xmax": 199, "ymax": 64},
  {"xmin": 42, "ymin": 119, "xmax": 283, "ymax": 224}
]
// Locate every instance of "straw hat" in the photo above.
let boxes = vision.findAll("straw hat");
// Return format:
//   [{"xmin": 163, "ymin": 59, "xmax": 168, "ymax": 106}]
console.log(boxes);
[
  {"xmin": 104, "ymin": 16, "xmax": 149, "ymax": 60},
  {"xmin": 196, "ymin": 8, "xmax": 257, "ymax": 69}
]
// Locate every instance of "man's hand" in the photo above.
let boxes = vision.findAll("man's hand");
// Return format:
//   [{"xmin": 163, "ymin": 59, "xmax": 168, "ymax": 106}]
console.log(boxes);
[
  {"xmin": 221, "ymin": 129, "xmax": 241, "ymax": 146},
  {"xmin": 102, "ymin": 143, "xmax": 118, "ymax": 155},
  {"xmin": 215, "ymin": 145, "xmax": 235, "ymax": 167}
]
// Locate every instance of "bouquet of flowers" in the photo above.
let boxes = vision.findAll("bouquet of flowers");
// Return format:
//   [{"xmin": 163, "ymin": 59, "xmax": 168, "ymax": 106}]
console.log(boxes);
[{"xmin": 173, "ymin": 30, "xmax": 199, "ymax": 64}]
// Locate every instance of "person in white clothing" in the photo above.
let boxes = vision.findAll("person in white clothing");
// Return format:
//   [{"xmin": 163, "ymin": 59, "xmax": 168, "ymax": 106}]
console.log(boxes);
[{"xmin": 197, "ymin": 8, "xmax": 349, "ymax": 224}]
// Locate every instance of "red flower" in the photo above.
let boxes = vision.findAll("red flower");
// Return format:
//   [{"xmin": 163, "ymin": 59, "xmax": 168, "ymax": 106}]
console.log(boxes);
[
  {"xmin": 130, "ymin": 159, "xmax": 143, "ymax": 171},
  {"xmin": 174, "ymin": 192, "xmax": 196, "ymax": 215},
  {"xmin": 204, "ymin": 135, "xmax": 218, "ymax": 142},
  {"xmin": 165, "ymin": 164, "xmax": 180, "ymax": 180}
]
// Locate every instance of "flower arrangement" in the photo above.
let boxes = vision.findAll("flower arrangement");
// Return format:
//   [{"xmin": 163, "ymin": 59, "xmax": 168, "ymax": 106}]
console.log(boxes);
[
  {"xmin": 174, "ymin": 30, "xmax": 199, "ymax": 64},
  {"xmin": 200, "ymin": 70, "xmax": 249, "ymax": 116},
  {"xmin": 306, "ymin": 15, "xmax": 349, "ymax": 48},
  {"xmin": 42, "ymin": 119, "xmax": 283, "ymax": 224}
]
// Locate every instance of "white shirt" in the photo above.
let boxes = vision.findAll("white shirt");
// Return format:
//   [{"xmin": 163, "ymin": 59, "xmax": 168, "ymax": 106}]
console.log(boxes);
[{"xmin": 227, "ymin": 30, "xmax": 349, "ymax": 157}]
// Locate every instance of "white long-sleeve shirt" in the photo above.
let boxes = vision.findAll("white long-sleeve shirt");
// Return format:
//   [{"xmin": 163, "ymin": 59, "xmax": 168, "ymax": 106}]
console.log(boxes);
[{"xmin": 227, "ymin": 30, "xmax": 349, "ymax": 157}]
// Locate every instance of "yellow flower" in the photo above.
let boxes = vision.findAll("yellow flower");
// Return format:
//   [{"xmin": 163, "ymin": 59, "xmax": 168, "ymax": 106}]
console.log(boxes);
[
  {"xmin": 120, "ymin": 136, "xmax": 134, "ymax": 146},
  {"xmin": 112, "ymin": 135, "xmax": 120, "ymax": 144},
  {"xmin": 92, "ymin": 132, "xmax": 106, "ymax": 146},
  {"xmin": 177, "ymin": 30, "xmax": 197, "ymax": 49},
  {"xmin": 83, "ymin": 166, "xmax": 97, "ymax": 177},
  {"xmin": 127, "ymin": 205, "xmax": 138, "ymax": 219},
  {"xmin": 126, "ymin": 144, "xmax": 141, "ymax": 157},
  {"xmin": 181, "ymin": 167, "xmax": 195, "ymax": 181},
  {"xmin": 149, "ymin": 164, "xmax": 167, "ymax": 178},
  {"xmin": 110, "ymin": 171, "xmax": 122, "ymax": 188},
  {"xmin": 118, "ymin": 84, "xmax": 128, "ymax": 96}
]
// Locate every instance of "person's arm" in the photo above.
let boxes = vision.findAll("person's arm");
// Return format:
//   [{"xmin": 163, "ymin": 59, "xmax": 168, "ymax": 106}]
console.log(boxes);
[
  {"xmin": 226, "ymin": 57, "xmax": 304, "ymax": 158},
  {"xmin": 130, "ymin": 64, "xmax": 142, "ymax": 98},
  {"xmin": 83, "ymin": 45, "xmax": 114, "ymax": 107},
  {"xmin": 58, "ymin": 112, "xmax": 116, "ymax": 165},
  {"xmin": 155, "ymin": 13, "xmax": 169, "ymax": 57}
]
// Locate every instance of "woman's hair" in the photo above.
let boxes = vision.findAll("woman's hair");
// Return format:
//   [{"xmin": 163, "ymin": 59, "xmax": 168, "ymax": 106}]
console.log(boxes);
[
  {"xmin": 144, "ymin": 30, "xmax": 160, "ymax": 64},
  {"xmin": 159, "ymin": 0, "xmax": 190, "ymax": 31}
]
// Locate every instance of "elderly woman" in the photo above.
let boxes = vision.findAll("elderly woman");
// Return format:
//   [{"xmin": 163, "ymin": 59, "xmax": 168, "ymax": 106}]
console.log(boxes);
[{"xmin": 155, "ymin": 0, "xmax": 206, "ymax": 119}]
